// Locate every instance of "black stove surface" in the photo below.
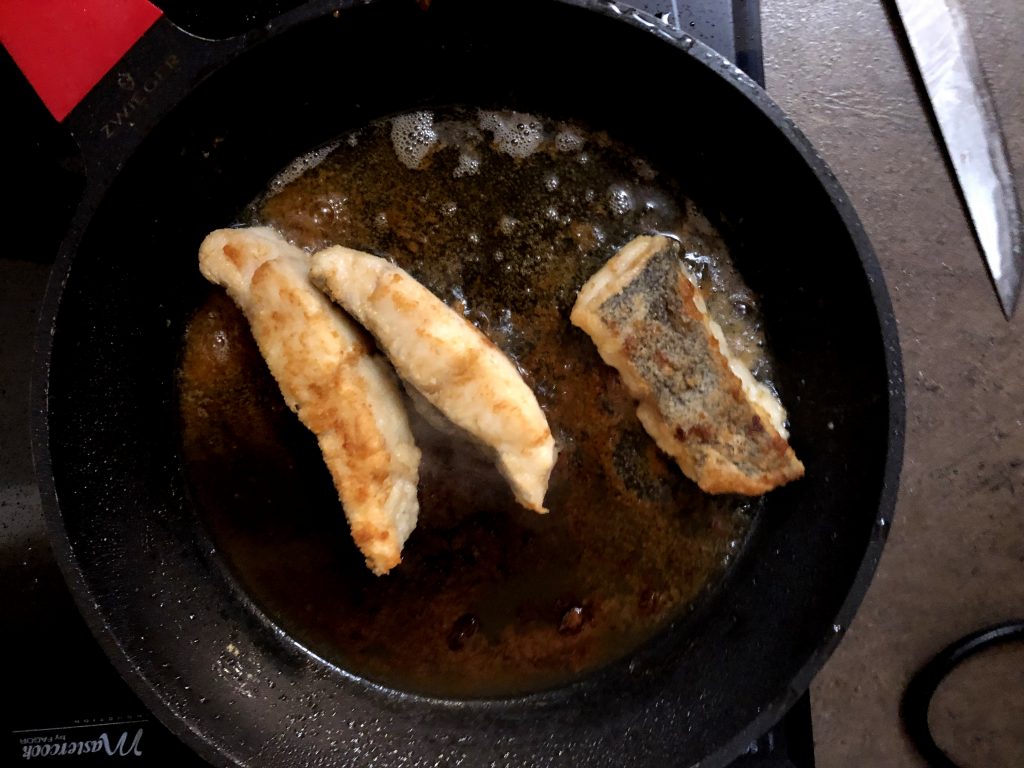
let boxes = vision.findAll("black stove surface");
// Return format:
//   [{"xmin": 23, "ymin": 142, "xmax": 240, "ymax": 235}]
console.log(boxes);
[{"xmin": 1, "ymin": 2, "xmax": 811, "ymax": 765}]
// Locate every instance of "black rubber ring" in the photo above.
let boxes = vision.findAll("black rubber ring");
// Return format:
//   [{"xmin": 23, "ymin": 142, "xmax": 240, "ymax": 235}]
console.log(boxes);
[{"xmin": 901, "ymin": 619, "xmax": 1024, "ymax": 768}]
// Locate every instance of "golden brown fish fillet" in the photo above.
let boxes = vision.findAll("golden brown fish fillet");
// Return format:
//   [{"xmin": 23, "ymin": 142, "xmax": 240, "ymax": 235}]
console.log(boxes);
[
  {"xmin": 198, "ymin": 227, "xmax": 420, "ymax": 574},
  {"xmin": 310, "ymin": 246, "xmax": 556, "ymax": 513},
  {"xmin": 570, "ymin": 235, "xmax": 804, "ymax": 495}
]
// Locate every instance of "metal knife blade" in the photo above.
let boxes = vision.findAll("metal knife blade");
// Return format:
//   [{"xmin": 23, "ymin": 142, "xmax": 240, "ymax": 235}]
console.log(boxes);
[{"xmin": 893, "ymin": 0, "xmax": 1023, "ymax": 318}]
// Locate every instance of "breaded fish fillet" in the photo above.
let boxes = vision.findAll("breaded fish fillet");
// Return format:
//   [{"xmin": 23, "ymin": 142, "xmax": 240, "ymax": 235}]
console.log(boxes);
[
  {"xmin": 199, "ymin": 227, "xmax": 420, "ymax": 574},
  {"xmin": 310, "ymin": 247, "xmax": 556, "ymax": 513},
  {"xmin": 570, "ymin": 235, "xmax": 804, "ymax": 495}
]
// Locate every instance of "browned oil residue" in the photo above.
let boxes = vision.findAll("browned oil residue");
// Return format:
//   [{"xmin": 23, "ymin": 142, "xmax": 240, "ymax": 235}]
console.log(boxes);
[{"xmin": 179, "ymin": 108, "xmax": 767, "ymax": 698}]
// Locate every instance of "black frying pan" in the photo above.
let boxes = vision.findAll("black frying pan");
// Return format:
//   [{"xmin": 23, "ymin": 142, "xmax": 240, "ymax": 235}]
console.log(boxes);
[{"xmin": 33, "ymin": 0, "xmax": 905, "ymax": 766}]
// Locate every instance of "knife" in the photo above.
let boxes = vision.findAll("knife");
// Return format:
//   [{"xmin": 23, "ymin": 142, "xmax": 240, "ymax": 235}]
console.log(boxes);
[{"xmin": 892, "ymin": 0, "xmax": 1023, "ymax": 318}]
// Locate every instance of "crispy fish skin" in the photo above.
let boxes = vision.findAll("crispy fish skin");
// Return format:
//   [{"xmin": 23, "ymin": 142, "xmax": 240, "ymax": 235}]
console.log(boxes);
[
  {"xmin": 570, "ymin": 235, "xmax": 804, "ymax": 495},
  {"xmin": 199, "ymin": 227, "xmax": 420, "ymax": 574},
  {"xmin": 309, "ymin": 246, "xmax": 556, "ymax": 513}
]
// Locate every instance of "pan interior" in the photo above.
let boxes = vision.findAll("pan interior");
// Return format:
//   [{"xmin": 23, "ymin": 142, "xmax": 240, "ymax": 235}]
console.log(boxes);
[{"xmin": 178, "ymin": 106, "xmax": 772, "ymax": 697}]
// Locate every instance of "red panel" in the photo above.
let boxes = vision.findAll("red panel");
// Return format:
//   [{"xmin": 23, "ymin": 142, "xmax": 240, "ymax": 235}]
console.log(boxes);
[{"xmin": 0, "ymin": 0, "xmax": 163, "ymax": 121}]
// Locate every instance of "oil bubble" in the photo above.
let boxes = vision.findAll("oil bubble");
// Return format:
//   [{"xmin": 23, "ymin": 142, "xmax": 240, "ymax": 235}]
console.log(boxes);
[
  {"xmin": 454, "ymin": 149, "xmax": 481, "ymax": 178},
  {"xmin": 555, "ymin": 127, "xmax": 585, "ymax": 153},
  {"xmin": 608, "ymin": 185, "xmax": 634, "ymax": 215},
  {"xmin": 479, "ymin": 110, "xmax": 545, "ymax": 158},
  {"xmin": 266, "ymin": 142, "xmax": 339, "ymax": 190},
  {"xmin": 391, "ymin": 111, "xmax": 438, "ymax": 169}
]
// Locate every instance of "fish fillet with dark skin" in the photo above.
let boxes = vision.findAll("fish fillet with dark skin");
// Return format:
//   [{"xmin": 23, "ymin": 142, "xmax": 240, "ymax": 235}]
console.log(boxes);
[
  {"xmin": 571, "ymin": 235, "xmax": 804, "ymax": 495},
  {"xmin": 198, "ymin": 226, "xmax": 421, "ymax": 574}
]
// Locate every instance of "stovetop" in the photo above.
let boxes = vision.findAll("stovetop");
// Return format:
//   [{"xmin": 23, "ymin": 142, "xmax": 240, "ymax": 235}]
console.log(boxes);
[{"xmin": 1, "ymin": 2, "xmax": 812, "ymax": 765}]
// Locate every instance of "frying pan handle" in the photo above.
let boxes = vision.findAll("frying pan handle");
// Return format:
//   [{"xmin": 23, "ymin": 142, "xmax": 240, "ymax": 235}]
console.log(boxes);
[{"xmin": 64, "ymin": 17, "xmax": 246, "ymax": 205}]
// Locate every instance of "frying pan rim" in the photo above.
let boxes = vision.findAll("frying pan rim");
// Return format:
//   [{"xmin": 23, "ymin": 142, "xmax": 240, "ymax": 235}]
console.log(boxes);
[{"xmin": 31, "ymin": 1, "xmax": 905, "ymax": 766}]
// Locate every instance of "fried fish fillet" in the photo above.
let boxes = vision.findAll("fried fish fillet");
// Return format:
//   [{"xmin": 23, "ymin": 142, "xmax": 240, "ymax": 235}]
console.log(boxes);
[
  {"xmin": 571, "ymin": 235, "xmax": 804, "ymax": 495},
  {"xmin": 310, "ymin": 247, "xmax": 556, "ymax": 513},
  {"xmin": 198, "ymin": 227, "xmax": 420, "ymax": 574}
]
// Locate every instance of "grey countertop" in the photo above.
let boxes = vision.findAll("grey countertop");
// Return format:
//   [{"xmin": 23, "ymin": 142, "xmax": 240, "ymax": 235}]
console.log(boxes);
[{"xmin": 761, "ymin": 0, "xmax": 1023, "ymax": 765}]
